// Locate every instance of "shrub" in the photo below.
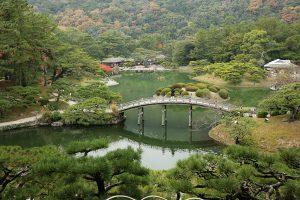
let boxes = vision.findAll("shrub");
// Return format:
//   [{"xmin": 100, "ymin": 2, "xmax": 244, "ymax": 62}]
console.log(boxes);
[
  {"xmin": 218, "ymin": 89, "xmax": 229, "ymax": 99},
  {"xmin": 38, "ymin": 98, "xmax": 49, "ymax": 106},
  {"xmin": 50, "ymin": 112, "xmax": 62, "ymax": 122},
  {"xmin": 161, "ymin": 88, "xmax": 171, "ymax": 96},
  {"xmin": 196, "ymin": 83, "xmax": 207, "ymax": 89},
  {"xmin": 155, "ymin": 89, "xmax": 162, "ymax": 96},
  {"xmin": 208, "ymin": 85, "xmax": 220, "ymax": 92},
  {"xmin": 0, "ymin": 99, "xmax": 12, "ymax": 118},
  {"xmin": 63, "ymin": 97, "xmax": 111, "ymax": 126},
  {"xmin": 175, "ymin": 91, "xmax": 180, "ymax": 96},
  {"xmin": 181, "ymin": 91, "xmax": 189, "ymax": 96},
  {"xmin": 5, "ymin": 86, "xmax": 39, "ymax": 107},
  {"xmin": 271, "ymin": 110, "xmax": 281, "ymax": 116},
  {"xmin": 166, "ymin": 91, "xmax": 171, "ymax": 97},
  {"xmin": 111, "ymin": 104, "xmax": 118, "ymax": 114},
  {"xmin": 185, "ymin": 85, "xmax": 198, "ymax": 92},
  {"xmin": 41, "ymin": 111, "xmax": 51, "ymax": 123},
  {"xmin": 195, "ymin": 89, "xmax": 210, "ymax": 98},
  {"xmin": 257, "ymin": 111, "xmax": 268, "ymax": 118},
  {"xmin": 171, "ymin": 83, "xmax": 185, "ymax": 89},
  {"xmin": 47, "ymin": 102, "xmax": 59, "ymax": 111}
]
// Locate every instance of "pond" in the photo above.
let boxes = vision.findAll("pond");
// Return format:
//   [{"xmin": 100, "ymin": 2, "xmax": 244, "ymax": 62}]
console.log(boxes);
[{"xmin": 0, "ymin": 72, "xmax": 226, "ymax": 170}]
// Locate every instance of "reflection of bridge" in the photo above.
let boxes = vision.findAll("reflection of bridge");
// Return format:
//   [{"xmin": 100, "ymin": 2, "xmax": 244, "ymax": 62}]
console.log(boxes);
[{"xmin": 108, "ymin": 97, "xmax": 234, "ymax": 127}]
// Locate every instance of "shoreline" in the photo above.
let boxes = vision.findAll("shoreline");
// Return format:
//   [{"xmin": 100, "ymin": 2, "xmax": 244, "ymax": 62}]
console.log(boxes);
[{"xmin": 0, "ymin": 113, "xmax": 125, "ymax": 132}]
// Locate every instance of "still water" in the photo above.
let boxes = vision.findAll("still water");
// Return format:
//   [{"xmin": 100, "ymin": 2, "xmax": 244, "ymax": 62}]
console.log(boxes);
[{"xmin": 0, "ymin": 72, "xmax": 224, "ymax": 170}]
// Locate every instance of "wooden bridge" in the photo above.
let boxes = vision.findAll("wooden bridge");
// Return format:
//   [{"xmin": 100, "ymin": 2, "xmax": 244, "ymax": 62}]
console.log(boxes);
[{"xmin": 108, "ymin": 97, "xmax": 234, "ymax": 127}]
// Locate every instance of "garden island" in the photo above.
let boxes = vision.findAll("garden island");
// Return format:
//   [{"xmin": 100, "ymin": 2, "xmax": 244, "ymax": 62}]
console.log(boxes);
[{"xmin": 0, "ymin": 0, "xmax": 300, "ymax": 199}]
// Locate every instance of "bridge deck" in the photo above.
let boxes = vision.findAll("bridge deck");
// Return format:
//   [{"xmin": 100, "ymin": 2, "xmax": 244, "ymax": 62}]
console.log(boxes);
[{"xmin": 107, "ymin": 97, "xmax": 234, "ymax": 113}]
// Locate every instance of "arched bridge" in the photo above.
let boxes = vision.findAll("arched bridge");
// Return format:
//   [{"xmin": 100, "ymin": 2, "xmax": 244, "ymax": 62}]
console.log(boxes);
[
  {"xmin": 116, "ymin": 97, "xmax": 233, "ymax": 112},
  {"xmin": 108, "ymin": 97, "xmax": 234, "ymax": 127}
]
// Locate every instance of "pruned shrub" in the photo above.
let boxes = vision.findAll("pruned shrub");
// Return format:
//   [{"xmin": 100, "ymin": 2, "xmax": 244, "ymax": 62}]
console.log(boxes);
[
  {"xmin": 155, "ymin": 88, "xmax": 163, "ymax": 96},
  {"xmin": 171, "ymin": 83, "xmax": 185, "ymax": 89},
  {"xmin": 257, "ymin": 111, "xmax": 268, "ymax": 118},
  {"xmin": 181, "ymin": 91, "xmax": 189, "ymax": 96},
  {"xmin": 208, "ymin": 85, "xmax": 220, "ymax": 92},
  {"xmin": 271, "ymin": 110, "xmax": 281, "ymax": 116},
  {"xmin": 161, "ymin": 88, "xmax": 171, "ymax": 96},
  {"xmin": 0, "ymin": 99, "xmax": 12, "ymax": 118},
  {"xmin": 185, "ymin": 85, "xmax": 198, "ymax": 92},
  {"xmin": 166, "ymin": 91, "xmax": 171, "ymax": 97},
  {"xmin": 218, "ymin": 89, "xmax": 229, "ymax": 99},
  {"xmin": 41, "ymin": 111, "xmax": 51, "ymax": 123},
  {"xmin": 38, "ymin": 97, "xmax": 49, "ymax": 106},
  {"xmin": 195, "ymin": 89, "xmax": 210, "ymax": 98},
  {"xmin": 196, "ymin": 83, "xmax": 207, "ymax": 89},
  {"xmin": 175, "ymin": 91, "xmax": 180, "ymax": 96},
  {"xmin": 50, "ymin": 112, "xmax": 62, "ymax": 122},
  {"xmin": 47, "ymin": 102, "xmax": 59, "ymax": 111}
]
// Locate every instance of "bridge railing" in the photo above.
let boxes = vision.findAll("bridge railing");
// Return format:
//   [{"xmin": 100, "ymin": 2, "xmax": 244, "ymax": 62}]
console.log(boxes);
[{"xmin": 116, "ymin": 96, "xmax": 233, "ymax": 112}]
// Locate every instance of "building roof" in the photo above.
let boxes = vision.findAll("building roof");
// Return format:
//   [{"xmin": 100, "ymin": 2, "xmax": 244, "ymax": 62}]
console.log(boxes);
[
  {"xmin": 264, "ymin": 59, "xmax": 296, "ymax": 69},
  {"xmin": 102, "ymin": 57, "xmax": 125, "ymax": 63}
]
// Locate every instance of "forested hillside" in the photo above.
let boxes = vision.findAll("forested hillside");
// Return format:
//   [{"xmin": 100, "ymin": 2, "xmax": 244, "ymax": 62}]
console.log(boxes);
[{"xmin": 29, "ymin": 0, "xmax": 299, "ymax": 38}]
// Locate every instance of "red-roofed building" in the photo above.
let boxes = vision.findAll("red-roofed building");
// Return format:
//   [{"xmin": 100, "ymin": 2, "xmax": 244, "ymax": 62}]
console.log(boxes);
[{"xmin": 98, "ymin": 64, "xmax": 113, "ymax": 73}]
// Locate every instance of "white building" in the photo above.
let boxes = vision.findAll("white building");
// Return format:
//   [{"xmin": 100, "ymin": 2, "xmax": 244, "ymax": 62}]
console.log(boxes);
[{"xmin": 264, "ymin": 59, "xmax": 297, "ymax": 71}]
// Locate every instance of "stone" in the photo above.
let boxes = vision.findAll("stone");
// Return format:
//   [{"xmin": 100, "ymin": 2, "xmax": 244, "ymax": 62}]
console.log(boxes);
[{"xmin": 51, "ymin": 121, "xmax": 64, "ymax": 127}]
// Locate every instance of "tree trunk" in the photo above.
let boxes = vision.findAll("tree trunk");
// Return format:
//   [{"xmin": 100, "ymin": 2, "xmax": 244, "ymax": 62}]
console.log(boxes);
[
  {"xmin": 43, "ymin": 65, "xmax": 47, "ymax": 86},
  {"xmin": 95, "ymin": 177, "xmax": 106, "ymax": 197},
  {"xmin": 176, "ymin": 192, "xmax": 181, "ymax": 200},
  {"xmin": 289, "ymin": 108, "xmax": 298, "ymax": 122}
]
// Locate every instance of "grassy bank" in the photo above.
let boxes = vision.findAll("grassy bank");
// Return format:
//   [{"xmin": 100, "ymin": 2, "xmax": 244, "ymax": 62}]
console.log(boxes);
[
  {"xmin": 193, "ymin": 74, "xmax": 275, "ymax": 88},
  {"xmin": 209, "ymin": 115, "xmax": 300, "ymax": 152},
  {"xmin": 193, "ymin": 74, "xmax": 272, "ymax": 107},
  {"xmin": 228, "ymin": 88, "xmax": 272, "ymax": 107}
]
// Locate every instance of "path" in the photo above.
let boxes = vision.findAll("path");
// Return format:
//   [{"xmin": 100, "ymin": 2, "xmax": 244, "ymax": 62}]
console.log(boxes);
[{"xmin": 0, "ymin": 114, "xmax": 42, "ymax": 131}]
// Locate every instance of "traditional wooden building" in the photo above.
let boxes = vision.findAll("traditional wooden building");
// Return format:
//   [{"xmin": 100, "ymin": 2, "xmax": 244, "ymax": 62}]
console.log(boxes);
[{"xmin": 101, "ymin": 57, "xmax": 125, "ymax": 68}]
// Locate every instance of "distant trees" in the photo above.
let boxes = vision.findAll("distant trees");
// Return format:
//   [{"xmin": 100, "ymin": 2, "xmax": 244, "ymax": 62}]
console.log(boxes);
[
  {"xmin": 98, "ymin": 30, "xmax": 135, "ymax": 57},
  {"xmin": 194, "ymin": 62, "xmax": 266, "ymax": 84},
  {"xmin": 29, "ymin": 0, "xmax": 297, "ymax": 39},
  {"xmin": 176, "ymin": 17, "xmax": 300, "ymax": 67},
  {"xmin": 0, "ymin": 0, "xmax": 56, "ymax": 86},
  {"xmin": 172, "ymin": 41, "xmax": 195, "ymax": 66}
]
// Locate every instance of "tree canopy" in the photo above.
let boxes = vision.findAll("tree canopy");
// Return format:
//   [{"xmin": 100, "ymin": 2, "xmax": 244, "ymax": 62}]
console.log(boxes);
[{"xmin": 260, "ymin": 83, "xmax": 300, "ymax": 121}]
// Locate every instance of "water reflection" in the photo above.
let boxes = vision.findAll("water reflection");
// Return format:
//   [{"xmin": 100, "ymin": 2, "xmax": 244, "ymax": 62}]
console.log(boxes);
[{"xmin": 0, "ymin": 72, "xmax": 226, "ymax": 169}]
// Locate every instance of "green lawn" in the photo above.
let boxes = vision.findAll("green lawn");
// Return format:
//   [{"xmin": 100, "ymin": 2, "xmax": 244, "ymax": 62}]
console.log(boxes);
[{"xmin": 228, "ymin": 88, "xmax": 272, "ymax": 107}]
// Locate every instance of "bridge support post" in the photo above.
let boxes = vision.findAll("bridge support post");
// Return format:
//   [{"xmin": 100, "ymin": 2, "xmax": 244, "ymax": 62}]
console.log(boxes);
[
  {"xmin": 137, "ymin": 107, "xmax": 144, "ymax": 125},
  {"xmin": 161, "ymin": 105, "xmax": 167, "ymax": 126},
  {"xmin": 188, "ymin": 105, "xmax": 192, "ymax": 127}
]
